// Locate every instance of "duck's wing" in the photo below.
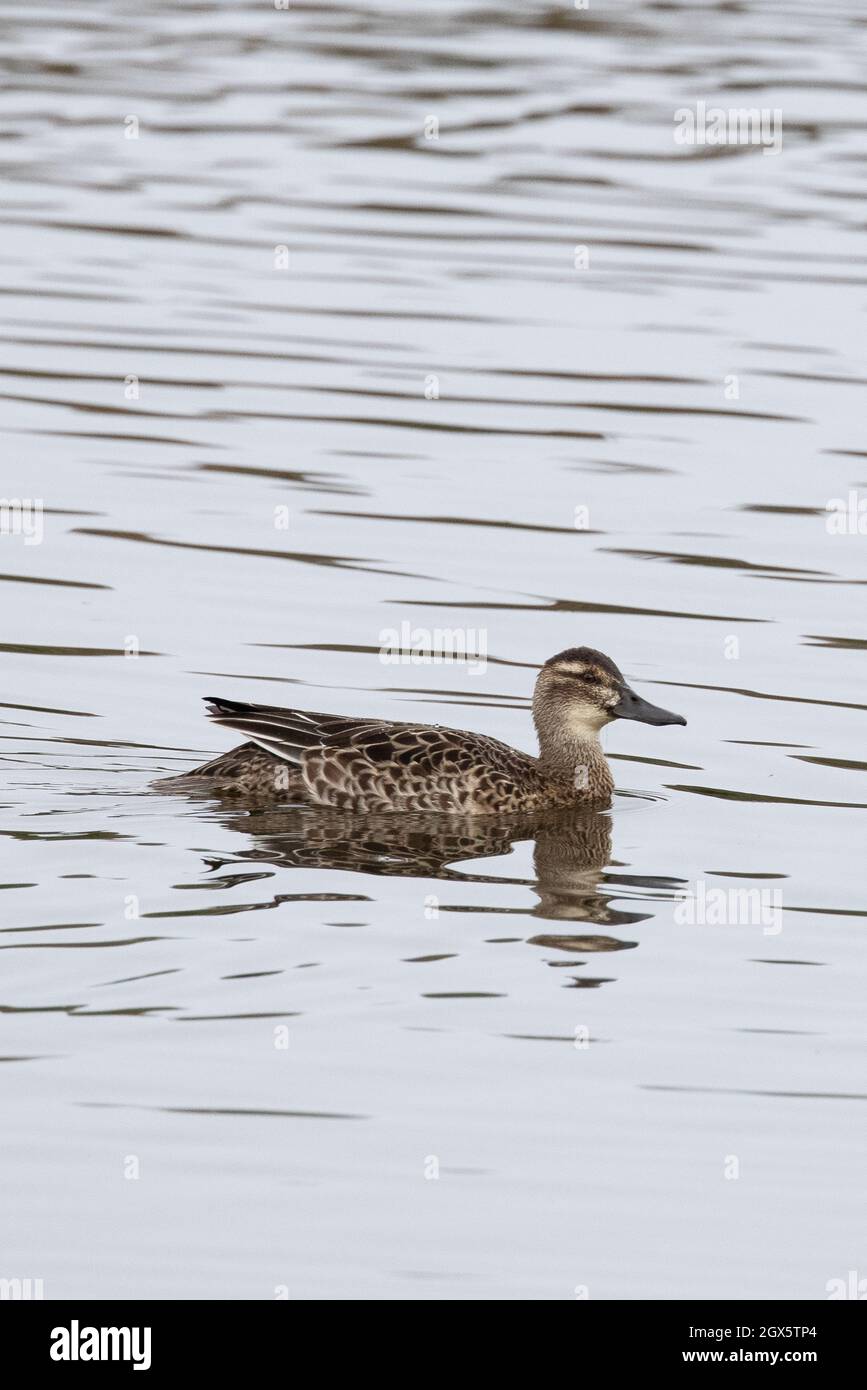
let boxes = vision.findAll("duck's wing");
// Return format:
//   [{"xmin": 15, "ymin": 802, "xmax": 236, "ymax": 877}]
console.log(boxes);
[
  {"xmin": 204, "ymin": 697, "xmax": 395, "ymax": 765},
  {"xmin": 204, "ymin": 696, "xmax": 537, "ymax": 810}
]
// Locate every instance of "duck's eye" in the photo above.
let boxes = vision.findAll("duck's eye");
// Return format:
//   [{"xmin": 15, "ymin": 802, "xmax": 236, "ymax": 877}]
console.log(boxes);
[{"xmin": 580, "ymin": 671, "xmax": 599, "ymax": 684}]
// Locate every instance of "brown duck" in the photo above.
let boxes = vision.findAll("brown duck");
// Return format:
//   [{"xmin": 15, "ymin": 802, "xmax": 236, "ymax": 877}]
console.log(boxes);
[{"xmin": 157, "ymin": 647, "xmax": 685, "ymax": 812}]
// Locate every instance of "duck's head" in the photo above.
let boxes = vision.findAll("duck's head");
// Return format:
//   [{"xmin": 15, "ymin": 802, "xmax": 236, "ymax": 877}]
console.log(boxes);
[{"xmin": 533, "ymin": 647, "xmax": 686, "ymax": 739}]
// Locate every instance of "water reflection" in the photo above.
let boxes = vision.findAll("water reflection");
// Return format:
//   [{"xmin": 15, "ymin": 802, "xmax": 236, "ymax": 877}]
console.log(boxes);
[{"xmin": 178, "ymin": 797, "xmax": 680, "ymax": 954}]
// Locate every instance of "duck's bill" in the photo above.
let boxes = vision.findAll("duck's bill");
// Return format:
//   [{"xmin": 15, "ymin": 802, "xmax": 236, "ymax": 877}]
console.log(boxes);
[{"xmin": 613, "ymin": 685, "xmax": 686, "ymax": 726}]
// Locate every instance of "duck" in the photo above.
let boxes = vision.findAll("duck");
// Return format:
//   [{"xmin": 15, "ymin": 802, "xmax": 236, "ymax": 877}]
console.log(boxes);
[{"xmin": 156, "ymin": 647, "xmax": 685, "ymax": 813}]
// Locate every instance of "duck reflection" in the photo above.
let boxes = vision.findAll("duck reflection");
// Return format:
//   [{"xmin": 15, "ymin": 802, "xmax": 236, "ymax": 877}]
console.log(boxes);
[{"xmin": 187, "ymin": 797, "xmax": 679, "ymax": 968}]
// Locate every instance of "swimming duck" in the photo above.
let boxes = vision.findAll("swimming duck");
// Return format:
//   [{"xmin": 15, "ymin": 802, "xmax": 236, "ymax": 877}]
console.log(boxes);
[{"xmin": 157, "ymin": 647, "xmax": 685, "ymax": 812}]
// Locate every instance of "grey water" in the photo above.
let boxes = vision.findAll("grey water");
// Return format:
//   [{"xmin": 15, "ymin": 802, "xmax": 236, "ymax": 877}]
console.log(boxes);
[{"xmin": 0, "ymin": 0, "xmax": 864, "ymax": 1299}]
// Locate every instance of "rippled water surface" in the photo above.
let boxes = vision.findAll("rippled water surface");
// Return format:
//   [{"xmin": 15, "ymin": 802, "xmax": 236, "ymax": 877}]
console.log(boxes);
[{"xmin": 2, "ymin": 0, "xmax": 865, "ymax": 1299}]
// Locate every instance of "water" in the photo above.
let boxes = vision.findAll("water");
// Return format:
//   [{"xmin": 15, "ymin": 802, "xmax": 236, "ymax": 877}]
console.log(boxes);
[{"xmin": 1, "ymin": 0, "xmax": 865, "ymax": 1299}]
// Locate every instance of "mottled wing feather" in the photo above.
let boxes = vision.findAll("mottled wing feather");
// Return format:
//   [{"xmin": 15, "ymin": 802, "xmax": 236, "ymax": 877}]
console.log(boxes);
[
  {"xmin": 303, "ymin": 727, "xmax": 537, "ymax": 812},
  {"xmin": 204, "ymin": 698, "xmax": 542, "ymax": 812}
]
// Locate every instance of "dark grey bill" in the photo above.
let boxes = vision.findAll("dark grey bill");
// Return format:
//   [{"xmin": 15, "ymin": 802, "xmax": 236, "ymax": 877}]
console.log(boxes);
[{"xmin": 613, "ymin": 685, "xmax": 686, "ymax": 727}]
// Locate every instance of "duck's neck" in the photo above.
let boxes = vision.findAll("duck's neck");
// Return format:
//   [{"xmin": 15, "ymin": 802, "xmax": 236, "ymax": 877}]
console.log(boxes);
[{"xmin": 533, "ymin": 704, "xmax": 614, "ymax": 798}]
